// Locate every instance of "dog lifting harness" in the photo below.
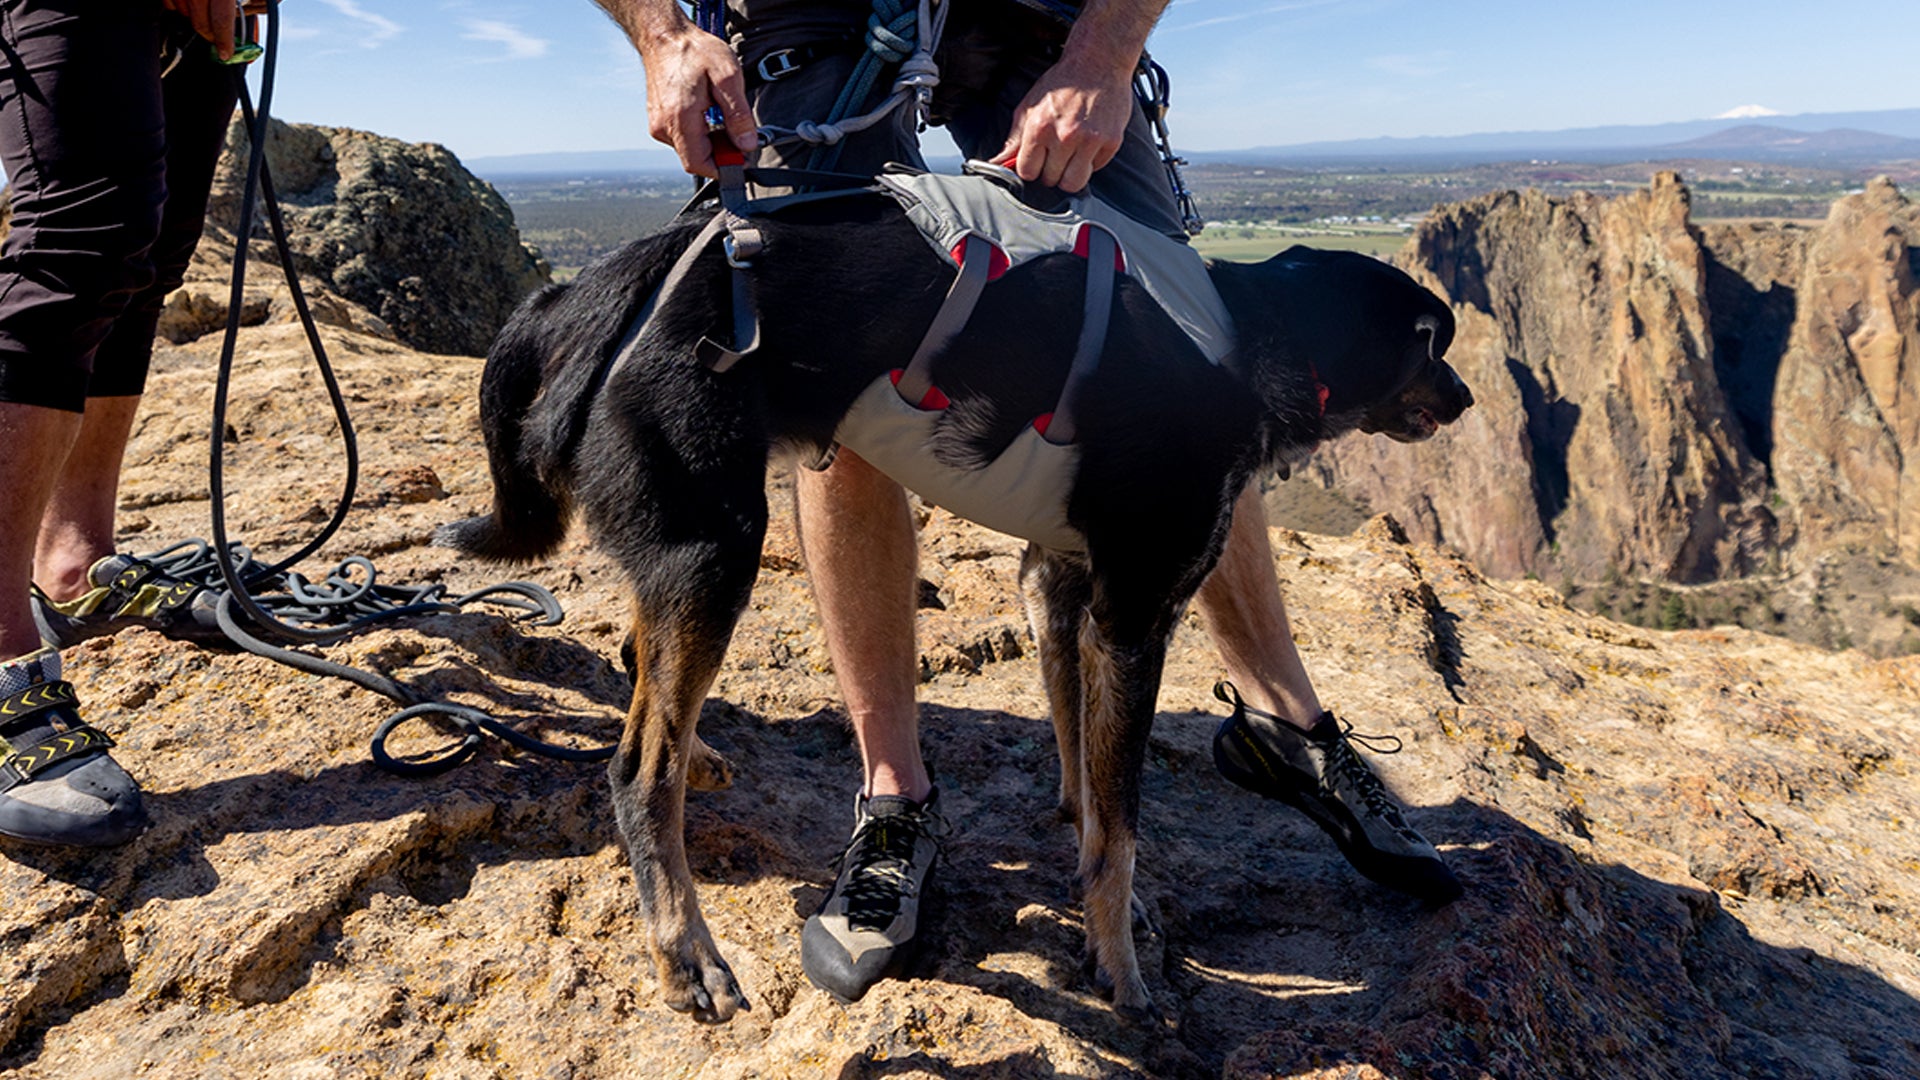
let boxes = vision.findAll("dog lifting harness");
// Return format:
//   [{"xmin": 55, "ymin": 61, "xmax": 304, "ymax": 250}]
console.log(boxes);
[{"xmin": 620, "ymin": 158, "xmax": 1234, "ymax": 552}]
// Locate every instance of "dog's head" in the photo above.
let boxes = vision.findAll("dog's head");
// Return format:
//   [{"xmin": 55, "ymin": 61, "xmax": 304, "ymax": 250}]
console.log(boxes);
[{"xmin": 1250, "ymin": 246, "xmax": 1473, "ymax": 442}]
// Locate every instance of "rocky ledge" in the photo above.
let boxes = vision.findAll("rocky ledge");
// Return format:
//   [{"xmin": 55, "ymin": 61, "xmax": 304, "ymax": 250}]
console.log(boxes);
[{"xmin": 0, "ymin": 302, "xmax": 1914, "ymax": 1078}]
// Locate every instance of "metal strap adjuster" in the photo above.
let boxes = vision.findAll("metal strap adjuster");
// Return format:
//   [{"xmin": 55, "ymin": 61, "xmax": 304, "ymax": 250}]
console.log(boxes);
[{"xmin": 757, "ymin": 48, "xmax": 801, "ymax": 83}]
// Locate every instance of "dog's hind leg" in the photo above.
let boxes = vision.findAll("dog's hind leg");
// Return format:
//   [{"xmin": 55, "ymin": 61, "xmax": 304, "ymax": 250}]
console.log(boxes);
[
  {"xmin": 1020, "ymin": 546, "xmax": 1092, "ymax": 831},
  {"xmin": 607, "ymin": 530, "xmax": 764, "ymax": 1024}
]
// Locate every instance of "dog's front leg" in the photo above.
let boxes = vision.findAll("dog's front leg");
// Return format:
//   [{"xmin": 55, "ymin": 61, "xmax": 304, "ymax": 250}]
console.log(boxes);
[
  {"xmin": 1073, "ymin": 612, "xmax": 1171, "ymax": 1023},
  {"xmin": 1020, "ymin": 547, "xmax": 1093, "ymax": 831},
  {"xmin": 608, "ymin": 607, "xmax": 750, "ymax": 1023}
]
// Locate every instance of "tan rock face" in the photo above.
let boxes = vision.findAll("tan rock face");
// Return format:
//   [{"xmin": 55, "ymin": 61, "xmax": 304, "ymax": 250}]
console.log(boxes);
[
  {"xmin": 1310, "ymin": 175, "xmax": 1920, "ymax": 622},
  {"xmin": 1770, "ymin": 178, "xmax": 1920, "ymax": 563},
  {"xmin": 1313, "ymin": 174, "xmax": 1773, "ymax": 586}
]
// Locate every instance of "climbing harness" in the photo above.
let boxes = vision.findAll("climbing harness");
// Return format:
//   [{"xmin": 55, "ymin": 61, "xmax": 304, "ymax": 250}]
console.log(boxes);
[{"xmin": 175, "ymin": 2, "xmax": 597, "ymax": 776}]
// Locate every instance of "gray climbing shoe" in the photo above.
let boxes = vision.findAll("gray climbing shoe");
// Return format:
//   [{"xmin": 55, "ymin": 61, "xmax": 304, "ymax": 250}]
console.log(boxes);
[
  {"xmin": 801, "ymin": 789, "xmax": 946, "ymax": 1003},
  {"xmin": 0, "ymin": 649, "xmax": 145, "ymax": 848}
]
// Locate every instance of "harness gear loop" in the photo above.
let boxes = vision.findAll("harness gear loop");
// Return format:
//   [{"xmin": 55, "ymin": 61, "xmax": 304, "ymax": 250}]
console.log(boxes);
[
  {"xmin": 1132, "ymin": 55, "xmax": 1203, "ymax": 236},
  {"xmin": 748, "ymin": 0, "xmax": 949, "ymax": 167}
]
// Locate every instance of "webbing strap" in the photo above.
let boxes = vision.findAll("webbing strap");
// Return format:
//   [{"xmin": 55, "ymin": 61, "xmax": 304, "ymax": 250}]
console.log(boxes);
[
  {"xmin": 697, "ymin": 263, "xmax": 763, "ymax": 373},
  {"xmin": 894, "ymin": 235, "xmax": 992, "ymax": 406},
  {"xmin": 569, "ymin": 214, "xmax": 732, "ymax": 459},
  {"xmin": 1040, "ymin": 228, "xmax": 1118, "ymax": 446}
]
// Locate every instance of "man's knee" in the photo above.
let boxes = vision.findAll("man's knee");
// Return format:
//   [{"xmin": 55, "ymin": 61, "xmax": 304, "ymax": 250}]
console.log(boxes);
[{"xmin": 5, "ymin": 174, "xmax": 166, "ymax": 304}]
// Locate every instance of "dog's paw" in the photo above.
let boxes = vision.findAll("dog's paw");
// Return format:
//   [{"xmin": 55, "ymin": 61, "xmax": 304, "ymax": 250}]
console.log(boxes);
[
  {"xmin": 656, "ymin": 944, "xmax": 750, "ymax": 1024},
  {"xmin": 687, "ymin": 737, "xmax": 734, "ymax": 791},
  {"xmin": 1081, "ymin": 950, "xmax": 1159, "ymax": 1025}
]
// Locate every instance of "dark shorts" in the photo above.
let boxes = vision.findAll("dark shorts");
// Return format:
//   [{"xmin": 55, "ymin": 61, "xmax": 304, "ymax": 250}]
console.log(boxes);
[
  {"xmin": 0, "ymin": 0, "xmax": 238, "ymax": 411},
  {"xmin": 736, "ymin": 1, "xmax": 1184, "ymax": 238}
]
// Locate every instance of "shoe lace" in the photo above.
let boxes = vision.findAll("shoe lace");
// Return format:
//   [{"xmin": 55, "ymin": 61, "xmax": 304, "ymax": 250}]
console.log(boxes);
[
  {"xmin": 1214, "ymin": 682, "xmax": 1422, "ymax": 842},
  {"xmin": 836, "ymin": 805, "xmax": 946, "ymax": 931},
  {"xmin": 1318, "ymin": 720, "xmax": 1425, "ymax": 841}
]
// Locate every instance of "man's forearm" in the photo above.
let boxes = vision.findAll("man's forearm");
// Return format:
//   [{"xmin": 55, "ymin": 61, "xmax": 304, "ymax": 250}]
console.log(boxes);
[
  {"xmin": 1059, "ymin": 0, "xmax": 1171, "ymax": 80},
  {"xmin": 592, "ymin": 0, "xmax": 691, "ymax": 50}
]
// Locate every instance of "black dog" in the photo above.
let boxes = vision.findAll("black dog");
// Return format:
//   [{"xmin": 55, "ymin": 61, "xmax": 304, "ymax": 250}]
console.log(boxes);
[{"xmin": 440, "ymin": 192, "xmax": 1472, "ymax": 1023}]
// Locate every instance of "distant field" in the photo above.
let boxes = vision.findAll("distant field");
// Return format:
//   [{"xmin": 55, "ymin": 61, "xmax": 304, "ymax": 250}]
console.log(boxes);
[
  {"xmin": 495, "ymin": 157, "xmax": 1855, "ymax": 275},
  {"xmin": 1191, "ymin": 224, "xmax": 1409, "ymax": 262}
]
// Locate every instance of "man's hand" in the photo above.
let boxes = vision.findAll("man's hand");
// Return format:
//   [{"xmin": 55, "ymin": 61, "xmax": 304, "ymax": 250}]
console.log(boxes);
[
  {"xmin": 639, "ymin": 26, "xmax": 758, "ymax": 177},
  {"xmin": 594, "ymin": 1, "xmax": 757, "ymax": 178},
  {"xmin": 999, "ymin": 52, "xmax": 1133, "ymax": 193},
  {"xmin": 164, "ymin": 0, "xmax": 238, "ymax": 61},
  {"xmin": 998, "ymin": 0, "xmax": 1167, "ymax": 193}
]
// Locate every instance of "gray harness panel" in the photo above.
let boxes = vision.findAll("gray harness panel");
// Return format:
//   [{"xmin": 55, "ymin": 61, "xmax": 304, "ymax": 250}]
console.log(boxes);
[{"xmin": 829, "ymin": 168, "xmax": 1237, "ymax": 551}]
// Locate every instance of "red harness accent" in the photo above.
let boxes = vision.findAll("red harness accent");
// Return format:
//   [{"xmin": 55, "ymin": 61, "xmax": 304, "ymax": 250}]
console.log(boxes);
[
  {"xmin": 890, "ymin": 368, "xmax": 949, "ymax": 410},
  {"xmin": 1072, "ymin": 224, "xmax": 1126, "ymax": 271},
  {"xmin": 949, "ymin": 237, "xmax": 1010, "ymax": 281}
]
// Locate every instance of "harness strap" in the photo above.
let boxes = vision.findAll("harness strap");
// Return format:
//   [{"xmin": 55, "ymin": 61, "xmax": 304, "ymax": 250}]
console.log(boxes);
[
  {"xmin": 894, "ymin": 235, "xmax": 994, "ymax": 407},
  {"xmin": 1040, "ymin": 228, "xmax": 1118, "ymax": 445},
  {"xmin": 697, "ymin": 264, "xmax": 763, "ymax": 373}
]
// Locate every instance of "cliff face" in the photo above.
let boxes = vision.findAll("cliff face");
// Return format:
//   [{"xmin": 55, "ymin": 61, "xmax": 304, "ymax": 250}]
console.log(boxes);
[
  {"xmin": 209, "ymin": 118, "xmax": 550, "ymax": 357},
  {"xmin": 1308, "ymin": 175, "xmax": 1920, "ymax": 613}
]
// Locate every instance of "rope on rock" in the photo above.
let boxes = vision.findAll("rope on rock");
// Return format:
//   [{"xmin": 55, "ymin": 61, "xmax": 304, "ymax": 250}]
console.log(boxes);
[{"xmin": 187, "ymin": 1, "xmax": 612, "ymax": 775}]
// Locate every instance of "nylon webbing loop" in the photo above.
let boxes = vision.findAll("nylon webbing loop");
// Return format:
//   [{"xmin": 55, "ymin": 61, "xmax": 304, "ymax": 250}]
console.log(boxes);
[
  {"xmin": 893, "ymin": 235, "xmax": 994, "ymax": 406},
  {"xmin": 1041, "ymin": 227, "xmax": 1118, "ymax": 445}
]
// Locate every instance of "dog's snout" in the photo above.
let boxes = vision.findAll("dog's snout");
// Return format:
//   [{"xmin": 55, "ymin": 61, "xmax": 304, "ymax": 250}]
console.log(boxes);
[{"xmin": 1450, "ymin": 365, "xmax": 1473, "ymax": 410}]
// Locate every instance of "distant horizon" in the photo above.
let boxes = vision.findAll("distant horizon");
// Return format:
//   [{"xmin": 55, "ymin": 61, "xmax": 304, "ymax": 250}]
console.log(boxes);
[
  {"xmin": 260, "ymin": 1, "xmax": 1920, "ymax": 164},
  {"xmin": 461, "ymin": 104, "xmax": 1920, "ymax": 176}
]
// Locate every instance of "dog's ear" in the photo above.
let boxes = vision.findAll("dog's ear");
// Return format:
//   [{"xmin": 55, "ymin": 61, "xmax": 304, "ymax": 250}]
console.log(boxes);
[{"xmin": 1255, "ymin": 247, "xmax": 1454, "ymax": 413}]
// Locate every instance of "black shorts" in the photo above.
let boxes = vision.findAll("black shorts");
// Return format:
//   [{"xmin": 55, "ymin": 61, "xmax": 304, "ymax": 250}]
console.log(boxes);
[
  {"xmin": 0, "ymin": 1, "xmax": 237, "ymax": 410},
  {"xmin": 736, "ymin": 1, "xmax": 1184, "ymax": 238}
]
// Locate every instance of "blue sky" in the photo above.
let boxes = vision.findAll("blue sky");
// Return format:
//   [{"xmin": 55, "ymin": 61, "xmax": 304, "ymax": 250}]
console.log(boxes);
[{"xmin": 267, "ymin": 0, "xmax": 1920, "ymax": 163}]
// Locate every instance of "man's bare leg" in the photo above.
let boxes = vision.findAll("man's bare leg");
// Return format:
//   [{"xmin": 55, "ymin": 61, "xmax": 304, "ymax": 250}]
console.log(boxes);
[
  {"xmin": 794, "ymin": 449, "xmax": 931, "ymax": 802},
  {"xmin": 0, "ymin": 399, "xmax": 146, "ymax": 849},
  {"xmin": 1198, "ymin": 482, "xmax": 1463, "ymax": 902},
  {"xmin": 1195, "ymin": 484, "xmax": 1323, "ymax": 733},
  {"xmin": 0, "ymin": 402, "xmax": 83, "ymax": 658},
  {"xmin": 33, "ymin": 394, "xmax": 140, "ymax": 603}
]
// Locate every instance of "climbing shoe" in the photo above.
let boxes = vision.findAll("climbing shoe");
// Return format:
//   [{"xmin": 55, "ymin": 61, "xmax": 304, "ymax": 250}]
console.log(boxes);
[
  {"xmin": 0, "ymin": 648, "xmax": 146, "ymax": 848},
  {"xmin": 31, "ymin": 553, "xmax": 224, "ymax": 648},
  {"xmin": 1212, "ymin": 682, "xmax": 1461, "ymax": 905},
  {"xmin": 802, "ymin": 788, "xmax": 947, "ymax": 1003}
]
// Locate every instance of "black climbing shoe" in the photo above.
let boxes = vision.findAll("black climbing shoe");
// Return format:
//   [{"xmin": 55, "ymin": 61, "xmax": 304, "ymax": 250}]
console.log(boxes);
[
  {"xmin": 802, "ymin": 789, "xmax": 946, "ymax": 1004},
  {"xmin": 1212, "ymin": 682, "xmax": 1461, "ymax": 905},
  {"xmin": 0, "ymin": 649, "xmax": 146, "ymax": 848},
  {"xmin": 31, "ymin": 553, "xmax": 224, "ymax": 648}
]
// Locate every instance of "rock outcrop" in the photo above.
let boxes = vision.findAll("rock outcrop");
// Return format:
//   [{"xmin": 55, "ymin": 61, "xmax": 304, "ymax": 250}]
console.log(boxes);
[
  {"xmin": 1, "ymin": 202, "xmax": 1917, "ymax": 1077},
  {"xmin": 209, "ymin": 119, "xmax": 550, "ymax": 357},
  {"xmin": 1301, "ymin": 174, "xmax": 1920, "ymax": 653}
]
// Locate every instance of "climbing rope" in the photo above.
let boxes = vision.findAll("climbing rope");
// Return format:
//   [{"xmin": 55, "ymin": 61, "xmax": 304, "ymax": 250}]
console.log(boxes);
[
  {"xmin": 743, "ymin": 0, "xmax": 948, "ymax": 171},
  {"xmin": 189, "ymin": 1, "xmax": 611, "ymax": 775}
]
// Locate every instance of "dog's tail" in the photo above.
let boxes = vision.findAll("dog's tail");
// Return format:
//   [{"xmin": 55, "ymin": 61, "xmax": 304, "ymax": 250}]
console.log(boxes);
[
  {"xmin": 434, "ymin": 284, "xmax": 577, "ymax": 562},
  {"xmin": 437, "ymin": 214, "xmax": 715, "ymax": 562}
]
